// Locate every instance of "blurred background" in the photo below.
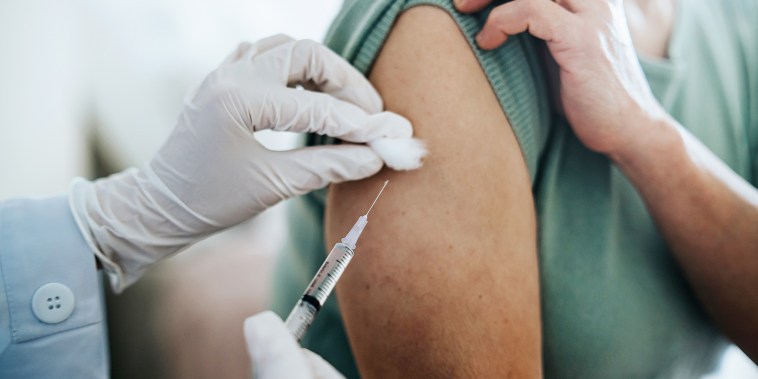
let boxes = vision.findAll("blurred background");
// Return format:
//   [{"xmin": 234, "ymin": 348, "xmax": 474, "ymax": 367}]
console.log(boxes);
[{"xmin": 0, "ymin": 1, "xmax": 755, "ymax": 378}]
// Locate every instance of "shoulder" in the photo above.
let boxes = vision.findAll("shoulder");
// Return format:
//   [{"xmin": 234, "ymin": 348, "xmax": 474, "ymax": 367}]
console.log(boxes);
[{"xmin": 325, "ymin": 0, "xmax": 552, "ymax": 175}]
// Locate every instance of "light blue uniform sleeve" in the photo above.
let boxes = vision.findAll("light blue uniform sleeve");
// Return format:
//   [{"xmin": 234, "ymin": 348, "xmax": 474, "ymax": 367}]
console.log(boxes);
[{"xmin": 0, "ymin": 195, "xmax": 108, "ymax": 378}]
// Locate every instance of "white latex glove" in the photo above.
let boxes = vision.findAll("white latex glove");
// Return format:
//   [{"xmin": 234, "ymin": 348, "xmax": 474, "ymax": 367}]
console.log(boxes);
[
  {"xmin": 244, "ymin": 311, "xmax": 344, "ymax": 379},
  {"xmin": 70, "ymin": 34, "xmax": 413, "ymax": 292}
]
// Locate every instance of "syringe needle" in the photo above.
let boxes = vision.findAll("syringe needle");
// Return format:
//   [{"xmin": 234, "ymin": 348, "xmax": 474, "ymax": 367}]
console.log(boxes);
[
  {"xmin": 365, "ymin": 180, "xmax": 389, "ymax": 217},
  {"xmin": 286, "ymin": 180, "xmax": 391, "ymax": 342}
]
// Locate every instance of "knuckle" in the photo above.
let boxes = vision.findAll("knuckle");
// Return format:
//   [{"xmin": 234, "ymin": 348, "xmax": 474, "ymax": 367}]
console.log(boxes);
[
  {"xmin": 270, "ymin": 33, "xmax": 294, "ymax": 42},
  {"xmin": 595, "ymin": 1, "xmax": 614, "ymax": 19},
  {"xmin": 294, "ymin": 38, "xmax": 321, "ymax": 54},
  {"xmin": 563, "ymin": 24, "xmax": 583, "ymax": 46},
  {"xmin": 523, "ymin": 0, "xmax": 539, "ymax": 15},
  {"xmin": 487, "ymin": 7, "xmax": 511, "ymax": 31},
  {"xmin": 237, "ymin": 41, "xmax": 253, "ymax": 51},
  {"xmin": 205, "ymin": 73, "xmax": 248, "ymax": 101},
  {"xmin": 576, "ymin": 23, "xmax": 594, "ymax": 40},
  {"xmin": 207, "ymin": 84, "xmax": 239, "ymax": 106},
  {"xmin": 522, "ymin": 0, "xmax": 545, "ymax": 28},
  {"xmin": 292, "ymin": 39, "xmax": 326, "ymax": 67}
]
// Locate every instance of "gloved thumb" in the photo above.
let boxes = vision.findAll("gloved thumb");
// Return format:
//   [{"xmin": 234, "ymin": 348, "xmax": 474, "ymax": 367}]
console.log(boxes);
[
  {"xmin": 244, "ymin": 311, "xmax": 313, "ymax": 379},
  {"xmin": 303, "ymin": 349, "xmax": 346, "ymax": 379},
  {"xmin": 273, "ymin": 144, "xmax": 383, "ymax": 198}
]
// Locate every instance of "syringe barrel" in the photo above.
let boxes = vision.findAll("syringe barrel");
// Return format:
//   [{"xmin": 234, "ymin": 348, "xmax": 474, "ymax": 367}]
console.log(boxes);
[
  {"xmin": 285, "ymin": 242, "xmax": 355, "ymax": 341},
  {"xmin": 285, "ymin": 300, "xmax": 318, "ymax": 342},
  {"xmin": 302, "ymin": 242, "xmax": 355, "ymax": 304}
]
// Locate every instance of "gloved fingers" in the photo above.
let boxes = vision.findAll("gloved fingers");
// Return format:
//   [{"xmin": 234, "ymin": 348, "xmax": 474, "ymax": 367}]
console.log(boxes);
[
  {"xmin": 222, "ymin": 34, "xmax": 296, "ymax": 65},
  {"xmin": 261, "ymin": 39, "xmax": 382, "ymax": 113},
  {"xmin": 303, "ymin": 349, "xmax": 346, "ymax": 379},
  {"xmin": 223, "ymin": 42, "xmax": 254, "ymax": 65},
  {"xmin": 260, "ymin": 88, "xmax": 412, "ymax": 142},
  {"xmin": 244, "ymin": 311, "xmax": 313, "ymax": 379},
  {"xmin": 243, "ymin": 34, "xmax": 298, "ymax": 61},
  {"xmin": 273, "ymin": 145, "xmax": 384, "ymax": 197}
]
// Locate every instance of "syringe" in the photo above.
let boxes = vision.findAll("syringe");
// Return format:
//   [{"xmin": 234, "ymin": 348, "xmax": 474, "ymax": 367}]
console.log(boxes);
[{"xmin": 285, "ymin": 180, "xmax": 389, "ymax": 342}]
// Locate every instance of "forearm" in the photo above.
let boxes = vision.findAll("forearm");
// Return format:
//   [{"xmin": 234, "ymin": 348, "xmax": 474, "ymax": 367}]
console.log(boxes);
[{"xmin": 612, "ymin": 112, "xmax": 758, "ymax": 358}]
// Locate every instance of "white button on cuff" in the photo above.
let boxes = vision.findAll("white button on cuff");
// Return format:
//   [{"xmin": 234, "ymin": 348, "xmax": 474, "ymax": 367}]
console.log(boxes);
[{"xmin": 32, "ymin": 283, "xmax": 75, "ymax": 324}]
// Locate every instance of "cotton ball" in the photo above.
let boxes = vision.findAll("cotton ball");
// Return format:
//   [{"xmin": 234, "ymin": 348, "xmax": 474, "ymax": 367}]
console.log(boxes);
[{"xmin": 368, "ymin": 138, "xmax": 427, "ymax": 171}]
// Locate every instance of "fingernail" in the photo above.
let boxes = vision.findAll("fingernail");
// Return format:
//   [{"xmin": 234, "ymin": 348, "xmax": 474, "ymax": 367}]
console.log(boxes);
[
  {"xmin": 476, "ymin": 31, "xmax": 504, "ymax": 50},
  {"xmin": 454, "ymin": 0, "xmax": 466, "ymax": 8}
]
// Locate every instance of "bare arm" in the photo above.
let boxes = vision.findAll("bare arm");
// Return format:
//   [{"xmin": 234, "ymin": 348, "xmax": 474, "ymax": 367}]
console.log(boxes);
[{"xmin": 325, "ymin": 6, "xmax": 542, "ymax": 378}]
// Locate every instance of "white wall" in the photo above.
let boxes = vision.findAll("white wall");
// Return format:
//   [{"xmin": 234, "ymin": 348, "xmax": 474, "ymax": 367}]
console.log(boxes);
[{"xmin": 0, "ymin": 0, "xmax": 341, "ymax": 199}]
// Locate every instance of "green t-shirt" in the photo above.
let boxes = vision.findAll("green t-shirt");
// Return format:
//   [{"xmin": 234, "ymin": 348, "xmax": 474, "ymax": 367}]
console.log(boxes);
[{"xmin": 271, "ymin": 0, "xmax": 758, "ymax": 377}]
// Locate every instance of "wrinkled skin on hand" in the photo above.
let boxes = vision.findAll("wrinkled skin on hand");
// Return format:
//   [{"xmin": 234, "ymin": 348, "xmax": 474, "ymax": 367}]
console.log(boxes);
[{"xmin": 457, "ymin": 0, "xmax": 665, "ymax": 158}]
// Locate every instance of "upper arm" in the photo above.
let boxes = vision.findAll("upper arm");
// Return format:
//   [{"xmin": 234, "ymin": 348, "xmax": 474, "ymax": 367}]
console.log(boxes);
[{"xmin": 325, "ymin": 6, "xmax": 541, "ymax": 378}]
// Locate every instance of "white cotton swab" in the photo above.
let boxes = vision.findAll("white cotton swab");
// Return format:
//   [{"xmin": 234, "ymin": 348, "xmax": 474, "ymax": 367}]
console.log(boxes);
[{"xmin": 368, "ymin": 137, "xmax": 428, "ymax": 171}]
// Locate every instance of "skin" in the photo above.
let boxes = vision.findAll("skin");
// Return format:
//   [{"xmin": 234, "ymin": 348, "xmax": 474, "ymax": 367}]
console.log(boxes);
[
  {"xmin": 325, "ymin": 6, "xmax": 541, "ymax": 378},
  {"xmin": 458, "ymin": 0, "xmax": 758, "ymax": 361}
]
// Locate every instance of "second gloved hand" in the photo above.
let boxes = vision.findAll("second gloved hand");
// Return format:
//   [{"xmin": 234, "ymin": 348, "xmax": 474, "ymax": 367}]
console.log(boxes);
[
  {"xmin": 244, "ymin": 311, "xmax": 344, "ymax": 379},
  {"xmin": 70, "ymin": 35, "xmax": 412, "ymax": 292}
]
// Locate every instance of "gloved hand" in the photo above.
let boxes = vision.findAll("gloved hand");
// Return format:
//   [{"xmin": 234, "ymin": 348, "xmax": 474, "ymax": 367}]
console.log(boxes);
[
  {"xmin": 70, "ymin": 34, "xmax": 413, "ymax": 292},
  {"xmin": 244, "ymin": 311, "xmax": 344, "ymax": 379}
]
